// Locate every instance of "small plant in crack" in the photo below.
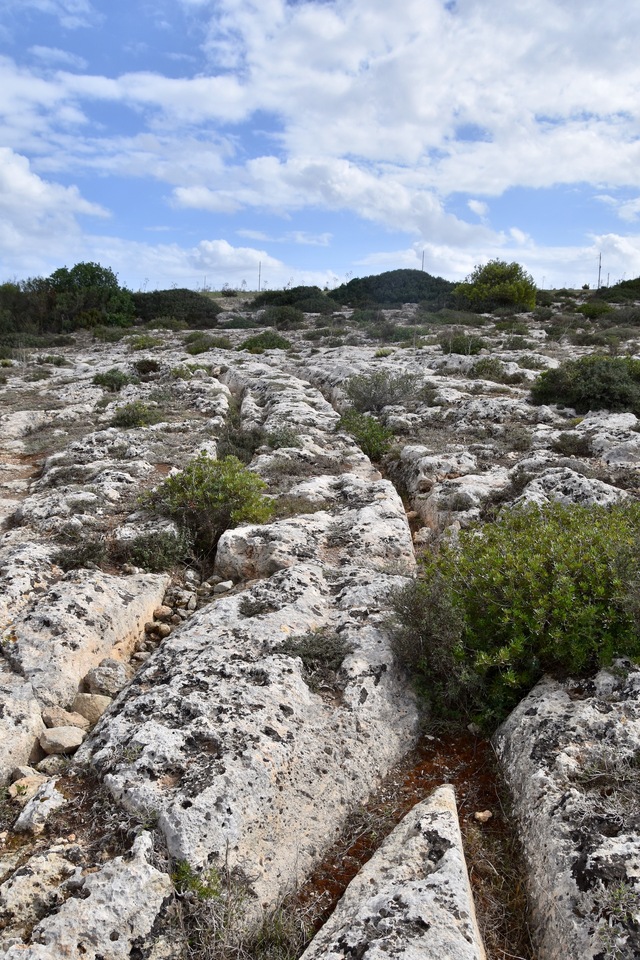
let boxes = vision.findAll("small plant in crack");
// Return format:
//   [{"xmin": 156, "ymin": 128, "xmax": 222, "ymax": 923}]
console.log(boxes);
[{"xmin": 279, "ymin": 629, "xmax": 353, "ymax": 694}]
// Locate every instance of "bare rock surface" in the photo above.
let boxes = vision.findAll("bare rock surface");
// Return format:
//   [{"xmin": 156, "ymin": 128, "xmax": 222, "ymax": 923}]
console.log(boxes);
[
  {"xmin": 494, "ymin": 663, "xmax": 640, "ymax": 960},
  {"xmin": 2, "ymin": 833, "xmax": 172, "ymax": 960},
  {"xmin": 301, "ymin": 785, "xmax": 485, "ymax": 960},
  {"xmin": 2, "ymin": 570, "xmax": 169, "ymax": 709}
]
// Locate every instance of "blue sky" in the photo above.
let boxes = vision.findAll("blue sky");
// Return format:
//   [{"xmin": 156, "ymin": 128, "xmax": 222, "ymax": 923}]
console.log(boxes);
[{"xmin": 1, "ymin": 0, "xmax": 640, "ymax": 292}]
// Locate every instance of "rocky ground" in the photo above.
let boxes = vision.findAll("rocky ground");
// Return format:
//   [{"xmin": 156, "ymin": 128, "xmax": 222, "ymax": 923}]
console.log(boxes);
[{"xmin": 0, "ymin": 296, "xmax": 639, "ymax": 959}]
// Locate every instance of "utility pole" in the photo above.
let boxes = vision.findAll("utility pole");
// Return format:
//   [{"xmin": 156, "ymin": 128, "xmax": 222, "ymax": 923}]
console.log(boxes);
[
  {"xmin": 258, "ymin": 261, "xmax": 261, "ymax": 292},
  {"xmin": 597, "ymin": 252, "xmax": 602, "ymax": 290},
  {"xmin": 421, "ymin": 250, "xmax": 425, "ymax": 272}
]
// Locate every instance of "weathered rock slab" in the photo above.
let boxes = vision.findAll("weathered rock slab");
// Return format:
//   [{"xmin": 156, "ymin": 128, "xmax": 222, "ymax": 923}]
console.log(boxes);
[
  {"xmin": 494, "ymin": 664, "xmax": 640, "ymax": 960},
  {"xmin": 301, "ymin": 785, "xmax": 485, "ymax": 960}
]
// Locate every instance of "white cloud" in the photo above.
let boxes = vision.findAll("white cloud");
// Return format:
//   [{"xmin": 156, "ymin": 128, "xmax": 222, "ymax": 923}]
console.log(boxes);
[
  {"xmin": 29, "ymin": 46, "xmax": 88, "ymax": 70},
  {"xmin": 0, "ymin": 149, "xmax": 107, "ymax": 270},
  {"xmin": 468, "ymin": 199, "xmax": 488, "ymax": 218},
  {"xmin": 5, "ymin": 0, "xmax": 98, "ymax": 29}
]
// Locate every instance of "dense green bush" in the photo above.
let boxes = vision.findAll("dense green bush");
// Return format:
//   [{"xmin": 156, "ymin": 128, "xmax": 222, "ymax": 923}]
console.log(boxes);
[
  {"xmin": 531, "ymin": 355, "xmax": 640, "ymax": 414},
  {"xmin": 111, "ymin": 401, "xmax": 164, "ymax": 428},
  {"xmin": 0, "ymin": 263, "xmax": 135, "ymax": 335},
  {"xmin": 345, "ymin": 370, "xmax": 419, "ymax": 414},
  {"xmin": 184, "ymin": 332, "xmax": 232, "ymax": 354},
  {"xmin": 142, "ymin": 452, "xmax": 273, "ymax": 559},
  {"xmin": 92, "ymin": 368, "xmax": 135, "ymax": 392},
  {"xmin": 330, "ymin": 269, "xmax": 454, "ymax": 308},
  {"xmin": 453, "ymin": 260, "xmax": 536, "ymax": 313},
  {"xmin": 238, "ymin": 331, "xmax": 292, "ymax": 353},
  {"xmin": 390, "ymin": 502, "xmax": 640, "ymax": 731},
  {"xmin": 110, "ymin": 530, "xmax": 191, "ymax": 572},
  {"xmin": 251, "ymin": 285, "xmax": 327, "ymax": 309},
  {"xmin": 337, "ymin": 409, "xmax": 394, "ymax": 461},
  {"xmin": 132, "ymin": 289, "xmax": 222, "ymax": 328},
  {"xmin": 439, "ymin": 332, "xmax": 485, "ymax": 355},
  {"xmin": 260, "ymin": 305, "xmax": 305, "ymax": 330},
  {"xmin": 577, "ymin": 301, "xmax": 613, "ymax": 319}
]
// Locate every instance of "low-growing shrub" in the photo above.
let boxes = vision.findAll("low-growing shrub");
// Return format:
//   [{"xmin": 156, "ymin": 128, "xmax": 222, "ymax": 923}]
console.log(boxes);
[
  {"xmin": 141, "ymin": 452, "xmax": 273, "ymax": 560},
  {"xmin": 260, "ymin": 305, "xmax": 305, "ymax": 330},
  {"xmin": 279, "ymin": 629, "xmax": 353, "ymax": 693},
  {"xmin": 185, "ymin": 333, "xmax": 232, "ymax": 355},
  {"xmin": 111, "ymin": 401, "xmax": 164, "ymax": 428},
  {"xmin": 238, "ymin": 331, "xmax": 292, "ymax": 353},
  {"xmin": 128, "ymin": 334, "xmax": 163, "ymax": 351},
  {"xmin": 53, "ymin": 538, "xmax": 108, "ymax": 571},
  {"xmin": 267, "ymin": 427, "xmax": 302, "ymax": 449},
  {"xmin": 110, "ymin": 530, "xmax": 191, "ymax": 572},
  {"xmin": 337, "ymin": 409, "xmax": 394, "ymax": 461},
  {"xmin": 132, "ymin": 358, "xmax": 161, "ymax": 376},
  {"xmin": 92, "ymin": 368, "xmax": 134, "ymax": 392},
  {"xmin": 551, "ymin": 431, "xmax": 593, "ymax": 457},
  {"xmin": 577, "ymin": 301, "xmax": 613, "ymax": 320},
  {"xmin": 390, "ymin": 502, "xmax": 640, "ymax": 731},
  {"xmin": 531, "ymin": 354, "xmax": 640, "ymax": 414},
  {"xmin": 439, "ymin": 333, "xmax": 485, "ymax": 355},
  {"xmin": 345, "ymin": 370, "xmax": 419, "ymax": 414}
]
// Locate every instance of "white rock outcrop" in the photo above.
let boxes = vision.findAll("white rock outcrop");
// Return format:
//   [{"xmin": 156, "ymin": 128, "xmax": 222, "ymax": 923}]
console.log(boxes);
[{"xmin": 301, "ymin": 785, "xmax": 485, "ymax": 960}]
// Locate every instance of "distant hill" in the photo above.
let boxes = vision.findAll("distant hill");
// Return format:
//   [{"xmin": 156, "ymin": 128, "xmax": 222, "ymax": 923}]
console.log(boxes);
[{"xmin": 329, "ymin": 269, "xmax": 454, "ymax": 307}]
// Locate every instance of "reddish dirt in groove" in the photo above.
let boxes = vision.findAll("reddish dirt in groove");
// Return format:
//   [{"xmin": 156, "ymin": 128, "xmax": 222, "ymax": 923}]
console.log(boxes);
[{"xmin": 293, "ymin": 733, "xmax": 534, "ymax": 959}]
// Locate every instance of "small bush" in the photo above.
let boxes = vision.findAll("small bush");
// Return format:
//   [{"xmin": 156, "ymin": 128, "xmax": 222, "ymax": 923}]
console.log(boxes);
[
  {"xmin": 338, "ymin": 409, "xmax": 394, "ymax": 461},
  {"xmin": 53, "ymin": 538, "xmax": 108, "ymax": 571},
  {"xmin": 260, "ymin": 305, "xmax": 305, "ymax": 330},
  {"xmin": 93, "ymin": 368, "xmax": 134, "ymax": 392},
  {"xmin": 238, "ymin": 332, "xmax": 292, "ymax": 353},
  {"xmin": 185, "ymin": 333, "xmax": 232, "ymax": 355},
  {"xmin": 439, "ymin": 333, "xmax": 485, "ymax": 355},
  {"xmin": 518, "ymin": 354, "xmax": 547, "ymax": 370},
  {"xmin": 110, "ymin": 531, "xmax": 191, "ymax": 572},
  {"xmin": 577, "ymin": 301, "xmax": 613, "ymax": 320},
  {"xmin": 142, "ymin": 452, "xmax": 273, "ymax": 560},
  {"xmin": 470, "ymin": 357, "xmax": 505, "ymax": 382},
  {"xmin": 267, "ymin": 427, "xmax": 302, "ymax": 449},
  {"xmin": 133, "ymin": 289, "xmax": 222, "ymax": 328},
  {"xmin": 128, "ymin": 334, "xmax": 163, "ymax": 351},
  {"xmin": 133, "ymin": 357, "xmax": 160, "ymax": 375},
  {"xmin": 345, "ymin": 370, "xmax": 419, "ymax": 414},
  {"xmin": 453, "ymin": 260, "xmax": 536, "ymax": 313},
  {"xmin": 279, "ymin": 629, "xmax": 353, "ymax": 693},
  {"xmin": 216, "ymin": 424, "xmax": 267, "ymax": 463},
  {"xmin": 390, "ymin": 502, "xmax": 640, "ymax": 731},
  {"xmin": 551, "ymin": 432, "xmax": 593, "ymax": 457},
  {"xmin": 111, "ymin": 401, "xmax": 164, "ymax": 428},
  {"xmin": 531, "ymin": 355, "xmax": 640, "ymax": 414}
]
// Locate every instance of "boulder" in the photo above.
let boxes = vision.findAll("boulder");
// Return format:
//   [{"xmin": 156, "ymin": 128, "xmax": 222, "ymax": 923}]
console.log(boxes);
[
  {"xmin": 85, "ymin": 658, "xmax": 134, "ymax": 697},
  {"xmin": 0, "ymin": 670, "xmax": 45, "ymax": 785},
  {"xmin": 39, "ymin": 726, "xmax": 85, "ymax": 755},
  {"xmin": 72, "ymin": 693, "xmax": 113, "ymax": 726}
]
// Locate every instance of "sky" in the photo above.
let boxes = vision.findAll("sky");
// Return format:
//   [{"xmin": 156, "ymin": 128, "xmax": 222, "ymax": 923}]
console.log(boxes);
[{"xmin": 1, "ymin": 0, "xmax": 640, "ymax": 293}]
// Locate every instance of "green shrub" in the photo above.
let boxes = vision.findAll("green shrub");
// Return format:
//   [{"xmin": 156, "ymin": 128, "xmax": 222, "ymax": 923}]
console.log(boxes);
[
  {"xmin": 577, "ymin": 301, "xmax": 613, "ymax": 320},
  {"xmin": 53, "ymin": 538, "xmax": 108, "ymax": 571},
  {"xmin": 439, "ymin": 332, "xmax": 485, "ymax": 355},
  {"xmin": 518, "ymin": 354, "xmax": 547, "ymax": 370},
  {"xmin": 220, "ymin": 315, "xmax": 260, "ymax": 329},
  {"xmin": 185, "ymin": 333, "xmax": 232, "ymax": 355},
  {"xmin": 128, "ymin": 334, "xmax": 163, "ymax": 351},
  {"xmin": 329, "ymin": 269, "xmax": 453, "ymax": 308},
  {"xmin": 390, "ymin": 502, "xmax": 640, "ymax": 731},
  {"xmin": 92, "ymin": 368, "xmax": 134, "ymax": 392},
  {"xmin": 132, "ymin": 358, "xmax": 161, "ymax": 376},
  {"xmin": 345, "ymin": 370, "xmax": 419, "ymax": 414},
  {"xmin": 132, "ymin": 289, "xmax": 222, "ymax": 328},
  {"xmin": 217, "ymin": 424, "xmax": 267, "ymax": 463},
  {"xmin": 267, "ymin": 427, "xmax": 302, "ymax": 449},
  {"xmin": 454, "ymin": 260, "xmax": 536, "ymax": 313},
  {"xmin": 110, "ymin": 531, "xmax": 191, "ymax": 572},
  {"xmin": 238, "ymin": 331, "xmax": 292, "ymax": 353},
  {"xmin": 470, "ymin": 357, "xmax": 505, "ymax": 381},
  {"xmin": 337, "ymin": 409, "xmax": 394, "ymax": 461},
  {"xmin": 142, "ymin": 452, "xmax": 273, "ymax": 560},
  {"xmin": 530, "ymin": 355, "xmax": 640, "ymax": 414},
  {"xmin": 111, "ymin": 401, "xmax": 163, "ymax": 428},
  {"xmin": 279, "ymin": 629, "xmax": 353, "ymax": 693},
  {"xmin": 550, "ymin": 432, "xmax": 593, "ymax": 457},
  {"xmin": 260, "ymin": 305, "xmax": 305, "ymax": 330}
]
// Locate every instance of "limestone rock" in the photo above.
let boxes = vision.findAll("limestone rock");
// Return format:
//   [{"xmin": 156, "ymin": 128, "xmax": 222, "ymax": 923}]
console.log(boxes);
[
  {"xmin": 3, "ymin": 833, "xmax": 172, "ymax": 959},
  {"xmin": 72, "ymin": 693, "xmax": 113, "ymax": 725},
  {"xmin": 0, "ymin": 846, "xmax": 78, "ymax": 949},
  {"xmin": 14, "ymin": 778, "xmax": 66, "ymax": 834},
  {"xmin": 516, "ymin": 467, "xmax": 628, "ymax": 508},
  {"xmin": 85, "ymin": 658, "xmax": 134, "ymax": 697},
  {"xmin": 39, "ymin": 726, "xmax": 86, "ymax": 755},
  {"xmin": 494, "ymin": 664, "xmax": 640, "ymax": 960},
  {"xmin": 42, "ymin": 705, "xmax": 90, "ymax": 731},
  {"xmin": 3, "ymin": 570, "xmax": 169, "ymax": 708},
  {"xmin": 0, "ymin": 670, "xmax": 45, "ymax": 785},
  {"xmin": 301, "ymin": 785, "xmax": 485, "ymax": 960},
  {"xmin": 79, "ymin": 562, "xmax": 420, "ymax": 914},
  {"xmin": 8, "ymin": 774, "xmax": 49, "ymax": 805}
]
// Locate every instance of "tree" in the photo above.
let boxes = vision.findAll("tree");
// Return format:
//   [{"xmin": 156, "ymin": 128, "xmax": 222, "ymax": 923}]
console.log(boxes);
[
  {"xmin": 47, "ymin": 262, "xmax": 135, "ymax": 330},
  {"xmin": 453, "ymin": 259, "xmax": 536, "ymax": 313}
]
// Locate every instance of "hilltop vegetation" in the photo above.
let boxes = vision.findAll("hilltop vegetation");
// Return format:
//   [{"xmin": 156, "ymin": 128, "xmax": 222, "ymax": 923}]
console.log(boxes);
[{"xmin": 329, "ymin": 268, "xmax": 454, "ymax": 308}]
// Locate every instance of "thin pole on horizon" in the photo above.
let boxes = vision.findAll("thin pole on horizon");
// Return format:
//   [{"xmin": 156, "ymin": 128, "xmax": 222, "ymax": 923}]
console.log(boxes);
[
  {"xmin": 421, "ymin": 251, "xmax": 425, "ymax": 272},
  {"xmin": 258, "ymin": 261, "xmax": 261, "ymax": 292},
  {"xmin": 597, "ymin": 252, "xmax": 602, "ymax": 290}
]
